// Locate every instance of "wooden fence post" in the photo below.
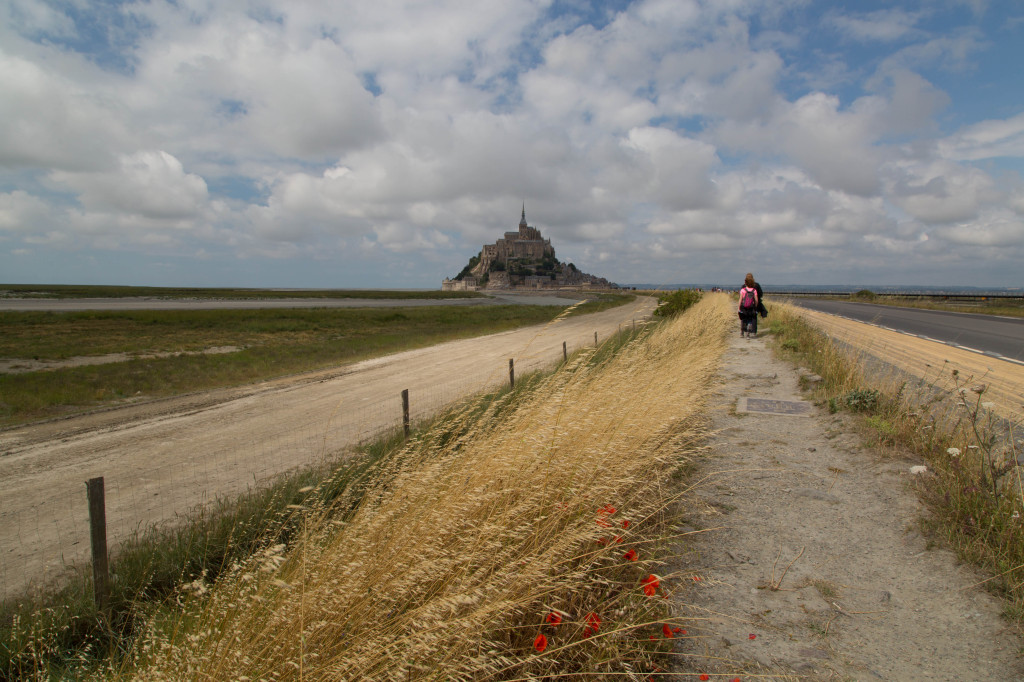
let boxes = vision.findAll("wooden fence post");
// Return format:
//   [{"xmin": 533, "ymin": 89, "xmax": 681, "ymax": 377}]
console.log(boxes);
[
  {"xmin": 509, "ymin": 358, "xmax": 515, "ymax": 389},
  {"xmin": 563, "ymin": 341, "xmax": 567, "ymax": 363},
  {"xmin": 594, "ymin": 331, "xmax": 598, "ymax": 346},
  {"xmin": 401, "ymin": 389, "xmax": 410, "ymax": 439},
  {"xmin": 86, "ymin": 477, "xmax": 110, "ymax": 619}
]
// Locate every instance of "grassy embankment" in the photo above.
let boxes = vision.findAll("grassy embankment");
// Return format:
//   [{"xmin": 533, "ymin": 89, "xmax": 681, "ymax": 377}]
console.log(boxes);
[
  {"xmin": 0, "ymin": 295, "xmax": 629, "ymax": 427},
  {"xmin": 769, "ymin": 302, "xmax": 1024, "ymax": 624},
  {"xmin": 2, "ymin": 291, "xmax": 722, "ymax": 680}
]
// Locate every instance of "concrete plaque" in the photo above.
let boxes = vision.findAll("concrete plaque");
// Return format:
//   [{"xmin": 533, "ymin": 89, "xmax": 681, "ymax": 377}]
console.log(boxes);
[{"xmin": 737, "ymin": 398, "xmax": 812, "ymax": 417}]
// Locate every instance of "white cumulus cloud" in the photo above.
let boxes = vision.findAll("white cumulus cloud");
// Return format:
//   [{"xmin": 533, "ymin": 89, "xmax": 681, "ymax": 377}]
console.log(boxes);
[{"xmin": 51, "ymin": 150, "xmax": 209, "ymax": 221}]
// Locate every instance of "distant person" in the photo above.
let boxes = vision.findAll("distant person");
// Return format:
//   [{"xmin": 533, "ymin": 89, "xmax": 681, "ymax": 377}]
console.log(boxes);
[{"xmin": 739, "ymin": 273, "xmax": 759, "ymax": 337}]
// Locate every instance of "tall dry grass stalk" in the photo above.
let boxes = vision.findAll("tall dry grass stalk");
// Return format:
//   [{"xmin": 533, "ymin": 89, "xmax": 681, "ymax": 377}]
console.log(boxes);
[{"xmin": 111, "ymin": 294, "xmax": 734, "ymax": 681}]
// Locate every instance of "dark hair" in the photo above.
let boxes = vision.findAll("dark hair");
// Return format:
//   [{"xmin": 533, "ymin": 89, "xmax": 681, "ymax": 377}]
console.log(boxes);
[{"xmin": 744, "ymin": 273, "xmax": 755, "ymax": 287}]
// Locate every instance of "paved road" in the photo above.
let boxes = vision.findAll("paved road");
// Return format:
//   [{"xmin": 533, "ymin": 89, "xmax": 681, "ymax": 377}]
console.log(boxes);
[
  {"xmin": 789, "ymin": 299, "xmax": 1024, "ymax": 364},
  {"xmin": 0, "ymin": 292, "xmax": 586, "ymax": 312}
]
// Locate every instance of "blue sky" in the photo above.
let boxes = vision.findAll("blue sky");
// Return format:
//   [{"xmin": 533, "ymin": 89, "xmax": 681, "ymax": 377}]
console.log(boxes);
[{"xmin": 1, "ymin": 0, "xmax": 1022, "ymax": 288}]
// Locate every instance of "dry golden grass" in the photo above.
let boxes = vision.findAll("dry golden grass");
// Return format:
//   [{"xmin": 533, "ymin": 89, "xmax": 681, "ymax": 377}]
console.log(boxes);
[{"xmin": 108, "ymin": 294, "xmax": 734, "ymax": 681}]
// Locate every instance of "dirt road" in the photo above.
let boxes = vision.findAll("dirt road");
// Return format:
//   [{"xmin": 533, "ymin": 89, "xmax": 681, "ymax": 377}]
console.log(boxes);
[
  {"xmin": 0, "ymin": 297, "xmax": 656, "ymax": 599},
  {"xmin": 670, "ymin": 321, "xmax": 1023, "ymax": 680}
]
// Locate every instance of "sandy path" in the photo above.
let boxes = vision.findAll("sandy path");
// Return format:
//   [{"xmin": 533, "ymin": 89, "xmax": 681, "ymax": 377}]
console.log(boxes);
[
  {"xmin": 0, "ymin": 298, "xmax": 656, "ymax": 599},
  {"xmin": 668, "ymin": 321, "xmax": 1023, "ymax": 679}
]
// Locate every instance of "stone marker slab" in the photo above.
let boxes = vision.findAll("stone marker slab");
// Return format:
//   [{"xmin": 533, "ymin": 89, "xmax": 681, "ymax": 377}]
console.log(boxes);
[{"xmin": 737, "ymin": 398, "xmax": 812, "ymax": 417}]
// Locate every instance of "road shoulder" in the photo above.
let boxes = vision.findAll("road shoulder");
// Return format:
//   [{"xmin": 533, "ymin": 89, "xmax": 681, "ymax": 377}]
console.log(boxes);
[{"xmin": 668, "ymin": 331, "xmax": 1022, "ymax": 680}]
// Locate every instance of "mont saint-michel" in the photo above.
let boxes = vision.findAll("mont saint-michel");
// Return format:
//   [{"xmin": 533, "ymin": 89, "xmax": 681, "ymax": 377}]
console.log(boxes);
[{"xmin": 442, "ymin": 208, "xmax": 614, "ymax": 291}]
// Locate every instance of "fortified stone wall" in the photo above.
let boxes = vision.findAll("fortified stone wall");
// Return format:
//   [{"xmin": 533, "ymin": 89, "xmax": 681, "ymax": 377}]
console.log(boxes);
[{"xmin": 441, "ymin": 277, "xmax": 479, "ymax": 292}]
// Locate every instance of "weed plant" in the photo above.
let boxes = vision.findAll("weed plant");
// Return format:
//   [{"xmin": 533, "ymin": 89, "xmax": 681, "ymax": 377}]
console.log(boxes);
[
  {"xmin": 39, "ymin": 293, "xmax": 732, "ymax": 680},
  {"xmin": 769, "ymin": 302, "xmax": 1024, "ymax": 623}
]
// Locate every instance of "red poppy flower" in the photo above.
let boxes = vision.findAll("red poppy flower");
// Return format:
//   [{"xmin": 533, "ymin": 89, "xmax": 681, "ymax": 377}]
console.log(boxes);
[
  {"xmin": 642, "ymin": 574, "xmax": 660, "ymax": 596},
  {"xmin": 732, "ymin": 678, "xmax": 742, "ymax": 682},
  {"xmin": 533, "ymin": 634, "xmax": 547, "ymax": 653},
  {"xmin": 600, "ymin": 504, "xmax": 617, "ymax": 515},
  {"xmin": 621, "ymin": 519, "xmax": 630, "ymax": 528},
  {"xmin": 546, "ymin": 612, "xmax": 562, "ymax": 625},
  {"xmin": 699, "ymin": 675, "xmax": 709, "ymax": 681},
  {"xmin": 585, "ymin": 612, "xmax": 601, "ymax": 632},
  {"xmin": 624, "ymin": 548, "xmax": 638, "ymax": 561},
  {"xmin": 674, "ymin": 627, "xmax": 684, "ymax": 634},
  {"xmin": 748, "ymin": 633, "xmax": 756, "ymax": 640},
  {"xmin": 583, "ymin": 627, "xmax": 593, "ymax": 639},
  {"xmin": 596, "ymin": 518, "xmax": 612, "ymax": 528},
  {"xmin": 597, "ymin": 537, "xmax": 608, "ymax": 545},
  {"xmin": 614, "ymin": 535, "xmax": 624, "ymax": 543},
  {"xmin": 662, "ymin": 623, "xmax": 674, "ymax": 639}
]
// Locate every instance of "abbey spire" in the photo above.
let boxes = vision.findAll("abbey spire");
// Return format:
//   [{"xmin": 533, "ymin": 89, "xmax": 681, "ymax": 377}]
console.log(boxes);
[{"xmin": 442, "ymin": 206, "xmax": 613, "ymax": 291}]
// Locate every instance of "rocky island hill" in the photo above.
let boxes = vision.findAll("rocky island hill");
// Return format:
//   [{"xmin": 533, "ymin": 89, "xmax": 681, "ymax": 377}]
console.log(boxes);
[{"xmin": 442, "ymin": 207, "xmax": 615, "ymax": 291}]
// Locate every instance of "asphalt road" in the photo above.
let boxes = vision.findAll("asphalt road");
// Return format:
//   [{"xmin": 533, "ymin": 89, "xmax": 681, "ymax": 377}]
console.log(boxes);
[{"xmin": 788, "ymin": 299, "xmax": 1024, "ymax": 364}]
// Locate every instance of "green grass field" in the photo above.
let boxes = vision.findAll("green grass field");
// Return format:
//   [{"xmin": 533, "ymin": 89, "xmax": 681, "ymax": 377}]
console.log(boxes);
[
  {"xmin": 0, "ymin": 284, "xmax": 483, "ymax": 300},
  {"xmin": 0, "ymin": 295, "xmax": 632, "ymax": 426}
]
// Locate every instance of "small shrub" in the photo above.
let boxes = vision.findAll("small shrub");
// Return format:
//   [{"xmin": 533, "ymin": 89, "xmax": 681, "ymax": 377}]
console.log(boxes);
[
  {"xmin": 852, "ymin": 289, "xmax": 876, "ymax": 301},
  {"xmin": 653, "ymin": 289, "xmax": 703, "ymax": 317},
  {"xmin": 866, "ymin": 415, "xmax": 897, "ymax": 443},
  {"xmin": 842, "ymin": 388, "xmax": 879, "ymax": 412}
]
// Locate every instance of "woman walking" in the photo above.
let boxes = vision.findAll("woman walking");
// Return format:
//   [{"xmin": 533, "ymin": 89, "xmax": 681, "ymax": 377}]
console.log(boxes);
[{"xmin": 738, "ymin": 273, "xmax": 759, "ymax": 337}]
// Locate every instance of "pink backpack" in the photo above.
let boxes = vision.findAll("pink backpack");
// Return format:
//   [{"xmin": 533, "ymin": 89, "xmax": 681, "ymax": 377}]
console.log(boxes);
[{"xmin": 740, "ymin": 287, "xmax": 758, "ymax": 311}]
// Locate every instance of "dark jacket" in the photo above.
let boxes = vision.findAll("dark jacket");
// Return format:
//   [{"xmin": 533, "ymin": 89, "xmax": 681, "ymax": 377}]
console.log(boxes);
[{"xmin": 754, "ymin": 282, "xmax": 767, "ymax": 317}]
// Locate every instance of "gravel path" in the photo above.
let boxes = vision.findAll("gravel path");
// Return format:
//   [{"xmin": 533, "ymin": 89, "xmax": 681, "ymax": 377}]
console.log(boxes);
[
  {"xmin": 668, "ymin": 331, "xmax": 1023, "ymax": 680},
  {"xmin": 0, "ymin": 298, "xmax": 655, "ymax": 599}
]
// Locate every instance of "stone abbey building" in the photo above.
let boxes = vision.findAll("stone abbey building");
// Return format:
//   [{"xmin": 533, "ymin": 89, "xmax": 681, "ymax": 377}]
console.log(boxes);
[{"xmin": 443, "ymin": 207, "xmax": 613, "ymax": 291}]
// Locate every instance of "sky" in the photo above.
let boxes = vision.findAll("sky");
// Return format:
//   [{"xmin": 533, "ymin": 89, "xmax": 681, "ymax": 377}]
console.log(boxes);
[{"xmin": 1, "ymin": 0, "xmax": 1023, "ymax": 289}]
